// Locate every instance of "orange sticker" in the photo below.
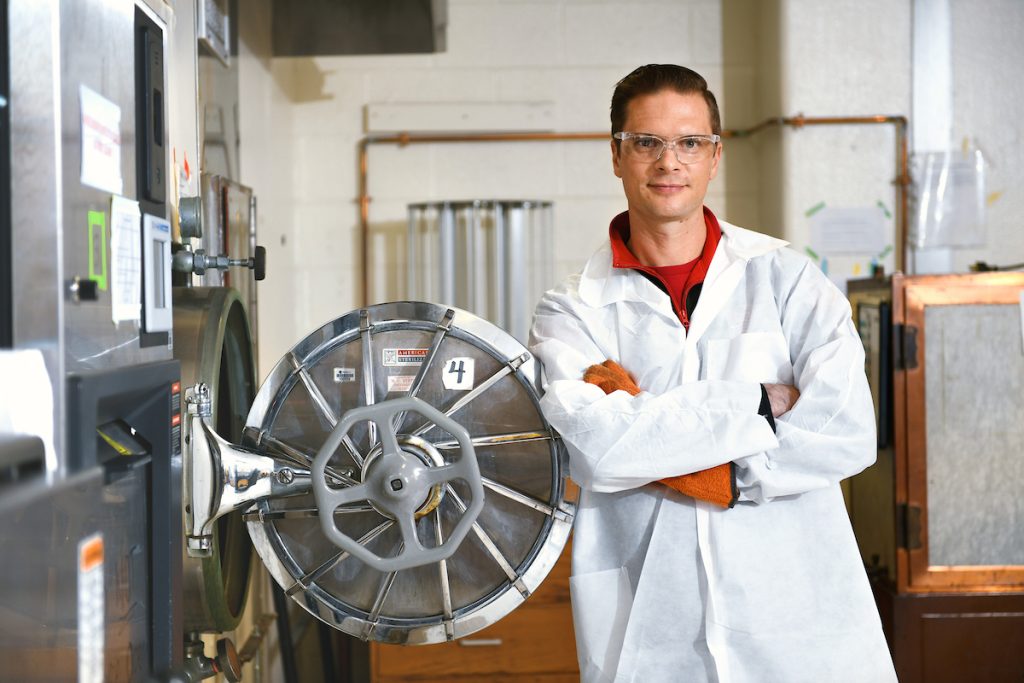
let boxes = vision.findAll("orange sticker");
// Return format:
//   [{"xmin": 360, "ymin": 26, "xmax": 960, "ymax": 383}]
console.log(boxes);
[
  {"xmin": 171, "ymin": 413, "xmax": 181, "ymax": 427},
  {"xmin": 80, "ymin": 536, "xmax": 104, "ymax": 572}
]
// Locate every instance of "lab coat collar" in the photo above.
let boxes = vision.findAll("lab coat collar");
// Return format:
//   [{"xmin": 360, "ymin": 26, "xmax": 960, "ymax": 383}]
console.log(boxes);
[{"xmin": 578, "ymin": 210, "xmax": 789, "ymax": 313}]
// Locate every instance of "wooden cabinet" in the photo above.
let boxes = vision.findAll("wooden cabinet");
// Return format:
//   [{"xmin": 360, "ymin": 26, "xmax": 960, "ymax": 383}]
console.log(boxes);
[
  {"xmin": 370, "ymin": 545, "xmax": 578, "ymax": 682},
  {"xmin": 847, "ymin": 273, "xmax": 1024, "ymax": 682}
]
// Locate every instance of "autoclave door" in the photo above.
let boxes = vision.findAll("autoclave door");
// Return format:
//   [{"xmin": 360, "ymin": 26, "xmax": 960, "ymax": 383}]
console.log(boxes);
[{"xmin": 184, "ymin": 301, "xmax": 576, "ymax": 646}]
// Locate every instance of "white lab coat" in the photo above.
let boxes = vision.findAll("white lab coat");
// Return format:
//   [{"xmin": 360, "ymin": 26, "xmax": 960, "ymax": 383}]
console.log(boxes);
[{"xmin": 529, "ymin": 219, "xmax": 896, "ymax": 683}]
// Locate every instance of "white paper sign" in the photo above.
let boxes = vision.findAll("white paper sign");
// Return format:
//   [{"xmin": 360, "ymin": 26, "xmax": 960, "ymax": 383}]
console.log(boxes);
[
  {"xmin": 79, "ymin": 85, "xmax": 123, "ymax": 194},
  {"xmin": 810, "ymin": 206, "xmax": 888, "ymax": 255},
  {"xmin": 109, "ymin": 196, "xmax": 141, "ymax": 323},
  {"xmin": 442, "ymin": 357, "xmax": 475, "ymax": 391}
]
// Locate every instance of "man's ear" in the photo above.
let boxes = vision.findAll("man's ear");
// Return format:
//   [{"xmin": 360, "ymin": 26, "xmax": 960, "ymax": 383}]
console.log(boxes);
[
  {"xmin": 708, "ymin": 141, "xmax": 722, "ymax": 181},
  {"xmin": 611, "ymin": 139, "xmax": 623, "ymax": 178}
]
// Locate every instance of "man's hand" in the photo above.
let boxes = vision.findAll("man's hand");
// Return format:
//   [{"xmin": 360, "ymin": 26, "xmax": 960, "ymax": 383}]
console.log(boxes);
[
  {"xmin": 583, "ymin": 360, "xmax": 641, "ymax": 396},
  {"xmin": 582, "ymin": 359, "xmax": 737, "ymax": 508},
  {"xmin": 764, "ymin": 383, "xmax": 800, "ymax": 417}
]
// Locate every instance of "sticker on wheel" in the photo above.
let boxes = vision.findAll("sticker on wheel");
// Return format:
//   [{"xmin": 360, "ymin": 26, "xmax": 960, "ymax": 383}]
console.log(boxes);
[{"xmin": 442, "ymin": 357, "xmax": 475, "ymax": 391}]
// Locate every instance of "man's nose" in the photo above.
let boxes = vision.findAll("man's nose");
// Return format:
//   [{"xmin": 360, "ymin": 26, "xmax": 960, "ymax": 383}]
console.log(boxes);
[{"xmin": 655, "ymin": 142, "xmax": 681, "ymax": 170}]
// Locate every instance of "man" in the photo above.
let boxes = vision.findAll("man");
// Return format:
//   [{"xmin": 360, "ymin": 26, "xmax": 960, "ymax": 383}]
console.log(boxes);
[{"xmin": 529, "ymin": 65, "xmax": 896, "ymax": 682}]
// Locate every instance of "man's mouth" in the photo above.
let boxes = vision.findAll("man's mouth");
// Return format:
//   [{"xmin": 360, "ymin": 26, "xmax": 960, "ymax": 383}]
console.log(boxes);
[{"xmin": 648, "ymin": 182, "xmax": 686, "ymax": 192}]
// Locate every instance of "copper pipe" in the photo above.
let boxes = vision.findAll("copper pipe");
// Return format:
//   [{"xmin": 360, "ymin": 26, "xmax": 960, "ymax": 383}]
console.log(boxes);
[
  {"xmin": 358, "ymin": 116, "xmax": 909, "ymax": 305},
  {"xmin": 727, "ymin": 114, "xmax": 910, "ymax": 273}
]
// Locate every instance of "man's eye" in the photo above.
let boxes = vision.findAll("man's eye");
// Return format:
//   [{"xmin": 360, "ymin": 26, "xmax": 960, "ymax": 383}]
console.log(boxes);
[
  {"xmin": 681, "ymin": 137, "xmax": 702, "ymax": 150},
  {"xmin": 634, "ymin": 136, "xmax": 660, "ymax": 149}
]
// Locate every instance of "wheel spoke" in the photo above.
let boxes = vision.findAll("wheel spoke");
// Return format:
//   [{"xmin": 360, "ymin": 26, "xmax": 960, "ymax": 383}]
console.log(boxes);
[
  {"xmin": 480, "ymin": 476, "xmax": 572, "ymax": 522},
  {"xmin": 360, "ymin": 309, "xmax": 378, "ymax": 448},
  {"xmin": 289, "ymin": 352, "xmax": 337, "ymax": 427},
  {"xmin": 363, "ymin": 557, "xmax": 401, "ymax": 640},
  {"xmin": 285, "ymin": 519, "xmax": 393, "ymax": 596},
  {"xmin": 285, "ymin": 355, "xmax": 365, "ymax": 468},
  {"xmin": 261, "ymin": 434, "xmax": 358, "ymax": 487},
  {"xmin": 435, "ymin": 509, "xmax": 455, "ymax": 641},
  {"xmin": 392, "ymin": 308, "xmax": 455, "ymax": 432},
  {"xmin": 409, "ymin": 353, "xmax": 528, "ymax": 439},
  {"xmin": 445, "ymin": 485, "xmax": 530, "ymax": 599},
  {"xmin": 431, "ymin": 430, "xmax": 553, "ymax": 450},
  {"xmin": 242, "ymin": 503, "xmax": 374, "ymax": 522}
]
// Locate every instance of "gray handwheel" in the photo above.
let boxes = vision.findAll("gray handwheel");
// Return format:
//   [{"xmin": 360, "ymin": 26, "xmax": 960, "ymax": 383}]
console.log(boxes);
[{"xmin": 312, "ymin": 397, "xmax": 484, "ymax": 572}]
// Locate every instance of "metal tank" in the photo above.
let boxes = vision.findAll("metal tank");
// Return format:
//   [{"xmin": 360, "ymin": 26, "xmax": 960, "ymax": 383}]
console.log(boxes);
[{"xmin": 407, "ymin": 200, "xmax": 555, "ymax": 344}]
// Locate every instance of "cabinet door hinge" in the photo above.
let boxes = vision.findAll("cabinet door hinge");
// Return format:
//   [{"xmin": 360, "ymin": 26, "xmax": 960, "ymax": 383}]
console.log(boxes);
[
  {"xmin": 894, "ymin": 323, "xmax": 919, "ymax": 370},
  {"xmin": 896, "ymin": 503, "xmax": 922, "ymax": 550}
]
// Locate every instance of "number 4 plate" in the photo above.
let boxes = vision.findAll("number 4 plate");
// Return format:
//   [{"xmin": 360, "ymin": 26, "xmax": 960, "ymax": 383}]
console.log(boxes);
[{"xmin": 442, "ymin": 357, "xmax": 475, "ymax": 391}]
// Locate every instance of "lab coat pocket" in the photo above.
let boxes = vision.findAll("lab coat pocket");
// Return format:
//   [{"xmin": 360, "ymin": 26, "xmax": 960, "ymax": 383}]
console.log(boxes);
[
  {"xmin": 569, "ymin": 567, "xmax": 633, "ymax": 683},
  {"xmin": 707, "ymin": 331, "xmax": 793, "ymax": 384}
]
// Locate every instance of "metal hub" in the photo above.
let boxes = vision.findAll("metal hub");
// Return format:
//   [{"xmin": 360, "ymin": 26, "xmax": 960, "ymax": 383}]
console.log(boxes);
[{"xmin": 361, "ymin": 435, "xmax": 446, "ymax": 519}]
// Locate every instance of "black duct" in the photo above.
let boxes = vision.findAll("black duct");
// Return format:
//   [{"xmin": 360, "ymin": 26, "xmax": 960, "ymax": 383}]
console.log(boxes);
[{"xmin": 272, "ymin": 0, "xmax": 446, "ymax": 56}]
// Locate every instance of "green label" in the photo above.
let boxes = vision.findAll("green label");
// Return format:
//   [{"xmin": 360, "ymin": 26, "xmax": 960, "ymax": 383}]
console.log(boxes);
[{"xmin": 87, "ymin": 209, "xmax": 108, "ymax": 291}]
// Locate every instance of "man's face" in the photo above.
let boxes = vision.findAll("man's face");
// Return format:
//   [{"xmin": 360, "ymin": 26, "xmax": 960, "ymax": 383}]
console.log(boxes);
[{"xmin": 611, "ymin": 89, "xmax": 721, "ymax": 227}]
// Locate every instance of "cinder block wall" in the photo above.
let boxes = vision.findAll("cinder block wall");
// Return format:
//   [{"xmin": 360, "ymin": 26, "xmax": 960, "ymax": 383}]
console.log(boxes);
[
  {"xmin": 240, "ymin": 0, "xmax": 1024, "ymax": 378},
  {"xmin": 245, "ymin": 0, "xmax": 729, "ymax": 373}
]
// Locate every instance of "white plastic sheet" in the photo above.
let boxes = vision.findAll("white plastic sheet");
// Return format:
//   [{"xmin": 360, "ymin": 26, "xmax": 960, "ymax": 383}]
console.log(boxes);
[{"xmin": 912, "ymin": 145, "xmax": 987, "ymax": 249}]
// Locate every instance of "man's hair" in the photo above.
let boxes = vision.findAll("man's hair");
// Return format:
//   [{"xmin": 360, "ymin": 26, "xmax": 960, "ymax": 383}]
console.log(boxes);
[{"xmin": 610, "ymin": 64, "xmax": 721, "ymax": 137}]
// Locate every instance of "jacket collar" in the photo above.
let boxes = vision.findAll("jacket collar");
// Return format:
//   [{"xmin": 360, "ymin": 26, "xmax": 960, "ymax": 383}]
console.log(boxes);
[{"xmin": 578, "ymin": 208, "xmax": 788, "ymax": 311}]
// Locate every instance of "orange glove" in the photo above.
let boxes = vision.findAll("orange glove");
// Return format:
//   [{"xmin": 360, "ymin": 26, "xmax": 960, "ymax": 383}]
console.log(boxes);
[{"xmin": 582, "ymin": 359, "xmax": 737, "ymax": 509}]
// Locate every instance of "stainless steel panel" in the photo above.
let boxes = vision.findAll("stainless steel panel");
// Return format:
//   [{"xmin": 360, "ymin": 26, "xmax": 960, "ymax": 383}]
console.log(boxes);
[
  {"xmin": 58, "ymin": 0, "xmax": 173, "ymax": 375},
  {"xmin": 9, "ymin": 0, "xmax": 64, "ymax": 472},
  {"xmin": 0, "ymin": 468, "xmax": 152, "ymax": 682}
]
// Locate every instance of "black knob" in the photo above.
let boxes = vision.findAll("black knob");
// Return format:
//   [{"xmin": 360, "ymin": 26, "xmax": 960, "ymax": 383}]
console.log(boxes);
[
  {"xmin": 253, "ymin": 245, "xmax": 266, "ymax": 281},
  {"xmin": 79, "ymin": 279, "xmax": 100, "ymax": 301}
]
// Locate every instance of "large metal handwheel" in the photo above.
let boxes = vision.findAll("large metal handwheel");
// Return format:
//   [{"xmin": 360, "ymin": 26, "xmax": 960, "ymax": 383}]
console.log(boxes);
[{"xmin": 240, "ymin": 302, "xmax": 575, "ymax": 644}]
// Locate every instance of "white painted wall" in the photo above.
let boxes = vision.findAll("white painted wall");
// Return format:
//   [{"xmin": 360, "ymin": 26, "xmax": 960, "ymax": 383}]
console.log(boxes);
[
  {"xmin": 948, "ymin": 0, "xmax": 1024, "ymax": 272},
  {"xmin": 250, "ymin": 0, "xmax": 727, "ymax": 372},
  {"xmin": 780, "ymin": 0, "xmax": 910, "ymax": 287},
  {"xmin": 238, "ymin": 2, "xmax": 297, "ymax": 377},
  {"xmin": 245, "ymin": 0, "xmax": 1024, "ymax": 371}
]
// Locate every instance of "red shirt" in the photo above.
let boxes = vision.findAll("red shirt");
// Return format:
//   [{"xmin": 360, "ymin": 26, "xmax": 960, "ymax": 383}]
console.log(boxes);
[{"xmin": 608, "ymin": 206, "xmax": 722, "ymax": 329}]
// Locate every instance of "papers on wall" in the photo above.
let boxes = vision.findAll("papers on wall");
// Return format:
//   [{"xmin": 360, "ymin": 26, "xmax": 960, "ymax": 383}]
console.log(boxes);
[
  {"xmin": 110, "ymin": 196, "xmax": 142, "ymax": 323},
  {"xmin": 809, "ymin": 206, "xmax": 888, "ymax": 255},
  {"xmin": 79, "ymin": 85, "xmax": 123, "ymax": 194}
]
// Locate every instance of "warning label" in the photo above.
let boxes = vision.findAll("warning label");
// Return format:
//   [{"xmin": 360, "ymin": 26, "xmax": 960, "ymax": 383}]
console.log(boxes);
[
  {"xmin": 78, "ymin": 534, "xmax": 104, "ymax": 683},
  {"xmin": 387, "ymin": 375, "xmax": 416, "ymax": 393},
  {"xmin": 382, "ymin": 348, "xmax": 428, "ymax": 367}
]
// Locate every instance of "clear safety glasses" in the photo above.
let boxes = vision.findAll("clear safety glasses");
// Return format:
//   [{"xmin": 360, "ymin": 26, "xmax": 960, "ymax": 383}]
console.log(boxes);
[{"xmin": 613, "ymin": 132, "xmax": 721, "ymax": 164}]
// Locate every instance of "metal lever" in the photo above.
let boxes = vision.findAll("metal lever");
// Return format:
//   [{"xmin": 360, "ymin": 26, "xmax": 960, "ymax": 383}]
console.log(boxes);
[
  {"xmin": 184, "ymin": 383, "xmax": 309, "ymax": 557},
  {"xmin": 173, "ymin": 245, "xmax": 267, "ymax": 281}
]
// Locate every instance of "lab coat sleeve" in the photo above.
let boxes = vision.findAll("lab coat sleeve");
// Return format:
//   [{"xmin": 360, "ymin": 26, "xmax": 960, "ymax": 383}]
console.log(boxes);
[
  {"xmin": 530, "ymin": 289, "xmax": 779, "ymax": 494},
  {"xmin": 734, "ymin": 259, "xmax": 877, "ymax": 504}
]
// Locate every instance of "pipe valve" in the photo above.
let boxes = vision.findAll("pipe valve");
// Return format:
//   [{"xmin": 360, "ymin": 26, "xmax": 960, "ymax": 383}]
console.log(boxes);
[{"xmin": 173, "ymin": 245, "xmax": 266, "ymax": 281}]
